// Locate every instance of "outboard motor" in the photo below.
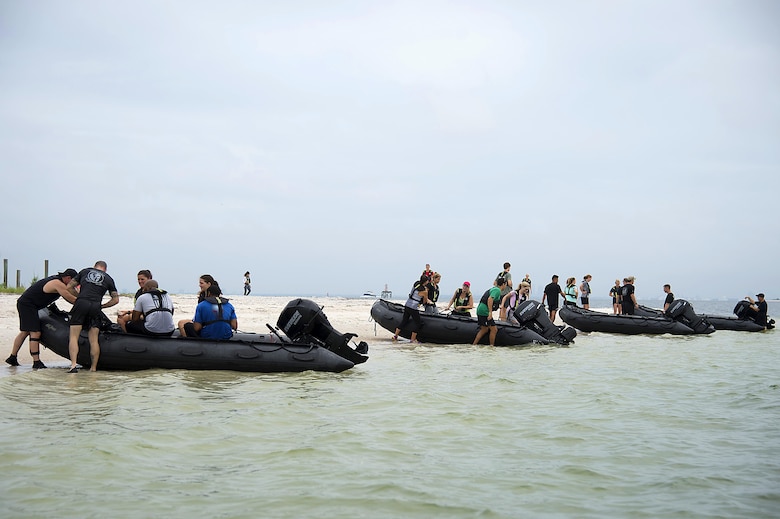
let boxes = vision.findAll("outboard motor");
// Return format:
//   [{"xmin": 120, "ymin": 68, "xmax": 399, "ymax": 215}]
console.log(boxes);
[
  {"xmin": 513, "ymin": 300, "xmax": 576, "ymax": 345},
  {"xmin": 733, "ymin": 300, "xmax": 751, "ymax": 319},
  {"xmin": 665, "ymin": 299, "xmax": 715, "ymax": 334},
  {"xmin": 277, "ymin": 298, "xmax": 368, "ymax": 364}
]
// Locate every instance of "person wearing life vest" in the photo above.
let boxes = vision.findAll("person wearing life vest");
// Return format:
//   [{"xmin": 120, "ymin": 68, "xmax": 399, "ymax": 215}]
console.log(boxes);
[
  {"xmin": 445, "ymin": 281, "xmax": 474, "ymax": 316},
  {"xmin": 123, "ymin": 280, "xmax": 176, "ymax": 336},
  {"xmin": 182, "ymin": 284, "xmax": 237, "ymax": 340},
  {"xmin": 424, "ymin": 272, "xmax": 441, "ymax": 314},
  {"xmin": 393, "ymin": 275, "xmax": 430, "ymax": 343},
  {"xmin": 473, "ymin": 277, "xmax": 505, "ymax": 346}
]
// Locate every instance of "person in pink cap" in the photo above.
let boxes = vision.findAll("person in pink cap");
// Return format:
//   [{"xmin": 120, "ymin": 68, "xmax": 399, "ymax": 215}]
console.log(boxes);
[{"xmin": 445, "ymin": 281, "xmax": 474, "ymax": 316}]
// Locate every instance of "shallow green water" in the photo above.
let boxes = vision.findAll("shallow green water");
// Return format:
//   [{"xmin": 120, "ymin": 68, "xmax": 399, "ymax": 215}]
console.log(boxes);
[{"xmin": 2, "ymin": 320, "xmax": 779, "ymax": 518}]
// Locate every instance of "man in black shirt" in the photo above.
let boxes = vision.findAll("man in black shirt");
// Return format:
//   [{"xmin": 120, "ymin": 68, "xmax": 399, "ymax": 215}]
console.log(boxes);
[
  {"xmin": 621, "ymin": 277, "xmax": 638, "ymax": 315},
  {"xmin": 6, "ymin": 269, "xmax": 78, "ymax": 368},
  {"xmin": 541, "ymin": 275, "xmax": 566, "ymax": 322},
  {"xmin": 663, "ymin": 284, "xmax": 674, "ymax": 312},
  {"xmin": 745, "ymin": 293, "xmax": 769, "ymax": 327},
  {"xmin": 66, "ymin": 261, "xmax": 119, "ymax": 373}
]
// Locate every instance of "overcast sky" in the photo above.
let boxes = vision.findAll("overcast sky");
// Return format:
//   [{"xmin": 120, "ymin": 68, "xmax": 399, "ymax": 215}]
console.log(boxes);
[{"xmin": 1, "ymin": 0, "xmax": 778, "ymax": 300}]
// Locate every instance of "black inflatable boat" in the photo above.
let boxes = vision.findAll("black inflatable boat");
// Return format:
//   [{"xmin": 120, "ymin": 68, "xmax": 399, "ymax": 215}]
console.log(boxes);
[
  {"xmin": 636, "ymin": 300, "xmax": 773, "ymax": 332},
  {"xmin": 370, "ymin": 299, "xmax": 576, "ymax": 346},
  {"xmin": 39, "ymin": 299, "xmax": 368, "ymax": 373},
  {"xmin": 559, "ymin": 300, "xmax": 715, "ymax": 335}
]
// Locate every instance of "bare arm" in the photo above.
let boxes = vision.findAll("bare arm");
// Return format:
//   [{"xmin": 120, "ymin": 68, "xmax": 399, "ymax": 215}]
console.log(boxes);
[
  {"xmin": 230, "ymin": 319, "xmax": 238, "ymax": 331},
  {"xmin": 66, "ymin": 279, "xmax": 79, "ymax": 299},
  {"xmin": 47, "ymin": 279, "xmax": 77, "ymax": 304},
  {"xmin": 131, "ymin": 310, "xmax": 143, "ymax": 321},
  {"xmin": 102, "ymin": 291, "xmax": 120, "ymax": 309}
]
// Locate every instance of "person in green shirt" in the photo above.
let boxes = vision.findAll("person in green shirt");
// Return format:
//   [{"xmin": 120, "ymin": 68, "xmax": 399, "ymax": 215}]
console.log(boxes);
[{"xmin": 473, "ymin": 277, "xmax": 506, "ymax": 345}]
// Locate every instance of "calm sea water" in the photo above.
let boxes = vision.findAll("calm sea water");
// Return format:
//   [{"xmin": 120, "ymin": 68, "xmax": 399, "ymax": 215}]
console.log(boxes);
[{"xmin": 1, "ymin": 300, "xmax": 779, "ymax": 518}]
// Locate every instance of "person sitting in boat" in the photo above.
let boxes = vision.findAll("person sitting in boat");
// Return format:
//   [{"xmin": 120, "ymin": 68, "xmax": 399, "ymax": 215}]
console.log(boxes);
[
  {"xmin": 122, "ymin": 280, "xmax": 175, "ymax": 336},
  {"xmin": 745, "ymin": 293, "xmax": 769, "ymax": 328},
  {"xmin": 393, "ymin": 275, "xmax": 430, "ymax": 343},
  {"xmin": 424, "ymin": 272, "xmax": 441, "ymax": 314},
  {"xmin": 473, "ymin": 277, "xmax": 505, "ymax": 346},
  {"xmin": 181, "ymin": 284, "xmax": 237, "ymax": 340},
  {"xmin": 564, "ymin": 277, "xmax": 579, "ymax": 307},
  {"xmin": 117, "ymin": 269, "xmax": 153, "ymax": 330},
  {"xmin": 445, "ymin": 281, "xmax": 474, "ymax": 316},
  {"xmin": 177, "ymin": 274, "xmax": 218, "ymax": 335}
]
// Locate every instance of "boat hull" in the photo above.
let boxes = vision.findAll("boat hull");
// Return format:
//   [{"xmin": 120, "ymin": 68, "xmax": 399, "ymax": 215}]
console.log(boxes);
[
  {"xmin": 370, "ymin": 299, "xmax": 550, "ymax": 346},
  {"xmin": 39, "ymin": 306, "xmax": 356, "ymax": 373},
  {"xmin": 559, "ymin": 305, "xmax": 696, "ymax": 335}
]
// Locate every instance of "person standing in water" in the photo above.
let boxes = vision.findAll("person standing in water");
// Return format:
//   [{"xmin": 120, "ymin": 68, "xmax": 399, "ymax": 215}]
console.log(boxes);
[
  {"xmin": 66, "ymin": 261, "xmax": 119, "ymax": 373},
  {"xmin": 6, "ymin": 268, "xmax": 78, "ymax": 368},
  {"xmin": 663, "ymin": 284, "xmax": 674, "ymax": 312}
]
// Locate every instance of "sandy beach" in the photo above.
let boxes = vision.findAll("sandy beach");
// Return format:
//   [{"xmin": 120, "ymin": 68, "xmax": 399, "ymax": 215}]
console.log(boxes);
[{"xmin": 0, "ymin": 293, "xmax": 383, "ymax": 370}]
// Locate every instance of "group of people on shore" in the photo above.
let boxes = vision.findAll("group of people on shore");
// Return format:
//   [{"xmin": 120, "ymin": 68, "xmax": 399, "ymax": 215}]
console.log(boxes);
[
  {"xmin": 6, "ymin": 263, "xmax": 238, "ymax": 373},
  {"xmin": 391, "ymin": 263, "xmax": 772, "ymax": 345}
]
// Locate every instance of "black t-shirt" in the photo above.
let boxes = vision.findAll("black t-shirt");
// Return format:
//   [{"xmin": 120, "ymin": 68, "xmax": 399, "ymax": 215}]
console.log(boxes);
[
  {"xmin": 74, "ymin": 268, "xmax": 117, "ymax": 302},
  {"xmin": 18, "ymin": 275, "xmax": 61, "ymax": 308},
  {"xmin": 756, "ymin": 301, "xmax": 768, "ymax": 326},
  {"xmin": 664, "ymin": 293, "xmax": 674, "ymax": 306},
  {"xmin": 544, "ymin": 282, "xmax": 561, "ymax": 302},
  {"xmin": 621, "ymin": 284, "xmax": 635, "ymax": 314}
]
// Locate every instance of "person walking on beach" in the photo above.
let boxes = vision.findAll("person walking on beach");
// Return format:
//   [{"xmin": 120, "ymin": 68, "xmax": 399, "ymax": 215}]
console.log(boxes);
[
  {"xmin": 6, "ymin": 268, "xmax": 78, "ymax": 368},
  {"xmin": 243, "ymin": 271, "xmax": 251, "ymax": 296},
  {"xmin": 473, "ymin": 277, "xmax": 505, "ymax": 345},
  {"xmin": 609, "ymin": 279, "xmax": 622, "ymax": 314},
  {"xmin": 444, "ymin": 281, "xmax": 474, "ymax": 316},
  {"xmin": 620, "ymin": 277, "xmax": 638, "ymax": 315},
  {"xmin": 542, "ymin": 275, "xmax": 565, "ymax": 321},
  {"xmin": 66, "ymin": 261, "xmax": 119, "ymax": 373},
  {"xmin": 663, "ymin": 284, "xmax": 674, "ymax": 312},
  {"xmin": 393, "ymin": 275, "xmax": 430, "ymax": 343},
  {"xmin": 122, "ymin": 280, "xmax": 175, "ymax": 336},
  {"xmin": 580, "ymin": 274, "xmax": 592, "ymax": 309}
]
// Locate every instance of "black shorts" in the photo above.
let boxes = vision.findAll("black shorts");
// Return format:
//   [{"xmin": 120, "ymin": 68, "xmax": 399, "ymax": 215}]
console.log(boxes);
[
  {"xmin": 477, "ymin": 315, "xmax": 495, "ymax": 327},
  {"xmin": 69, "ymin": 299, "xmax": 103, "ymax": 328},
  {"xmin": 547, "ymin": 301, "xmax": 559, "ymax": 311},
  {"xmin": 127, "ymin": 320, "xmax": 174, "ymax": 336},
  {"xmin": 17, "ymin": 301, "xmax": 42, "ymax": 332},
  {"xmin": 581, "ymin": 297, "xmax": 590, "ymax": 305}
]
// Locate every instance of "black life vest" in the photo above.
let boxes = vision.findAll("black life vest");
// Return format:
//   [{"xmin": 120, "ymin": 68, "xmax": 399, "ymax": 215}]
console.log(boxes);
[
  {"xmin": 480, "ymin": 289, "xmax": 500, "ymax": 311},
  {"xmin": 203, "ymin": 296, "xmax": 232, "ymax": 326},
  {"xmin": 144, "ymin": 289, "xmax": 174, "ymax": 317}
]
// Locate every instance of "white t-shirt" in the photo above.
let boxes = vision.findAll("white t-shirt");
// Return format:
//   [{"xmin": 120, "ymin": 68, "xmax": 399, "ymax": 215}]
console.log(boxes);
[{"xmin": 134, "ymin": 291, "xmax": 175, "ymax": 334}]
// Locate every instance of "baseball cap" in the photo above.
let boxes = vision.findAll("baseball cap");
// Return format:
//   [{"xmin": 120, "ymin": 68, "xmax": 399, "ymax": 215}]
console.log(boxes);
[
  {"xmin": 463, "ymin": 281, "xmax": 470, "ymax": 287},
  {"xmin": 756, "ymin": 293, "xmax": 765, "ymax": 298},
  {"xmin": 59, "ymin": 268, "xmax": 78, "ymax": 278}
]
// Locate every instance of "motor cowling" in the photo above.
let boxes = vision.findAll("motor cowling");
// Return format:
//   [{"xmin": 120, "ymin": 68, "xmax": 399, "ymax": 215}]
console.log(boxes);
[
  {"xmin": 277, "ymin": 298, "xmax": 368, "ymax": 363},
  {"xmin": 513, "ymin": 300, "xmax": 576, "ymax": 345},
  {"xmin": 733, "ymin": 300, "xmax": 751, "ymax": 319},
  {"xmin": 665, "ymin": 299, "xmax": 715, "ymax": 334}
]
